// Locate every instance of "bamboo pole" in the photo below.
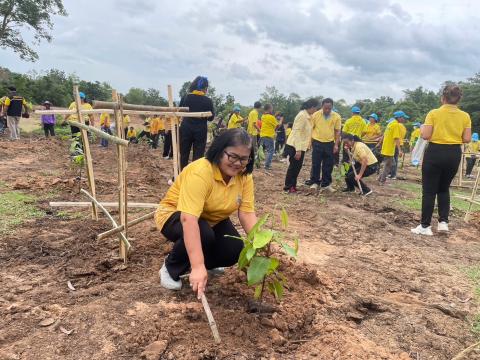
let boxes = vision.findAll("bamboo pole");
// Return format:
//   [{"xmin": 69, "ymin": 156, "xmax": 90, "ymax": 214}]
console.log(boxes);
[
  {"xmin": 74, "ymin": 86, "xmax": 98, "ymax": 220},
  {"xmin": 35, "ymin": 109, "xmax": 212, "ymax": 118},
  {"xmin": 112, "ymin": 90, "xmax": 128, "ymax": 261},
  {"xmin": 80, "ymin": 189, "xmax": 131, "ymax": 251},
  {"xmin": 92, "ymin": 100, "xmax": 188, "ymax": 112},
  {"xmin": 66, "ymin": 120, "xmax": 129, "ymax": 146},
  {"xmin": 464, "ymin": 168, "xmax": 480, "ymax": 223},
  {"xmin": 97, "ymin": 211, "xmax": 155, "ymax": 240},
  {"xmin": 168, "ymin": 85, "xmax": 181, "ymax": 179},
  {"xmin": 200, "ymin": 293, "xmax": 221, "ymax": 344},
  {"xmin": 49, "ymin": 201, "xmax": 158, "ymax": 208}
]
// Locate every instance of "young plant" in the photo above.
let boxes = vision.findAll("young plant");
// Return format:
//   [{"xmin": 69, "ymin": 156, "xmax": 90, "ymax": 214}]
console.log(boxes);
[
  {"xmin": 69, "ymin": 134, "xmax": 85, "ymax": 193},
  {"xmin": 236, "ymin": 208, "xmax": 298, "ymax": 302}
]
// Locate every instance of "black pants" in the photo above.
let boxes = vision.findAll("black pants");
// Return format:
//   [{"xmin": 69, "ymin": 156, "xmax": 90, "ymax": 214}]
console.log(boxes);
[
  {"xmin": 151, "ymin": 133, "xmax": 160, "ymax": 149},
  {"xmin": 275, "ymin": 139, "xmax": 285, "ymax": 153},
  {"xmin": 124, "ymin": 127, "xmax": 128, "ymax": 139},
  {"xmin": 43, "ymin": 123, "xmax": 55, "ymax": 137},
  {"xmin": 179, "ymin": 121, "xmax": 208, "ymax": 170},
  {"xmin": 310, "ymin": 140, "xmax": 334, "ymax": 187},
  {"xmin": 161, "ymin": 212, "xmax": 244, "ymax": 280},
  {"xmin": 345, "ymin": 163, "xmax": 378, "ymax": 193},
  {"xmin": 421, "ymin": 143, "xmax": 461, "ymax": 227},
  {"xmin": 466, "ymin": 157, "xmax": 477, "ymax": 176},
  {"xmin": 390, "ymin": 148, "xmax": 399, "ymax": 177},
  {"xmin": 163, "ymin": 131, "xmax": 173, "ymax": 158},
  {"xmin": 138, "ymin": 131, "xmax": 151, "ymax": 141},
  {"xmin": 284, "ymin": 144, "xmax": 305, "ymax": 190}
]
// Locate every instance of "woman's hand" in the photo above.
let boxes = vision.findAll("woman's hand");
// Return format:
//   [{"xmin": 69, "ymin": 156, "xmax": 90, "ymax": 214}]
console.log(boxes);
[
  {"xmin": 190, "ymin": 264, "xmax": 208, "ymax": 299},
  {"xmin": 294, "ymin": 151, "xmax": 302, "ymax": 160}
]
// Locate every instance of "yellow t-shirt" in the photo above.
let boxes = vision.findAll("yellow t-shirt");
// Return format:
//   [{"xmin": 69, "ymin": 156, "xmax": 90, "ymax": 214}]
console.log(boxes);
[
  {"xmin": 155, "ymin": 158, "xmax": 255, "ymax": 230},
  {"xmin": 68, "ymin": 101, "xmax": 93, "ymax": 122},
  {"xmin": 343, "ymin": 115, "xmax": 367, "ymax": 138},
  {"xmin": 352, "ymin": 142, "xmax": 377, "ymax": 165},
  {"xmin": 362, "ymin": 123, "xmax": 382, "ymax": 143},
  {"xmin": 228, "ymin": 113, "xmax": 243, "ymax": 129},
  {"xmin": 127, "ymin": 129, "xmax": 137, "ymax": 138},
  {"xmin": 311, "ymin": 110, "xmax": 342, "ymax": 143},
  {"xmin": 286, "ymin": 128, "xmax": 292, "ymax": 137},
  {"xmin": 247, "ymin": 109, "xmax": 259, "ymax": 136},
  {"xmin": 150, "ymin": 117, "xmax": 162, "ymax": 134},
  {"xmin": 99, "ymin": 113, "xmax": 111, "ymax": 127},
  {"xmin": 260, "ymin": 114, "xmax": 278, "ymax": 138},
  {"xmin": 123, "ymin": 115, "xmax": 130, "ymax": 127},
  {"xmin": 465, "ymin": 141, "xmax": 480, "ymax": 158},
  {"xmin": 4, "ymin": 96, "xmax": 27, "ymax": 107},
  {"xmin": 286, "ymin": 110, "xmax": 312, "ymax": 152},
  {"xmin": 409, "ymin": 128, "xmax": 421, "ymax": 146},
  {"xmin": 381, "ymin": 120, "xmax": 401, "ymax": 157},
  {"xmin": 424, "ymin": 104, "xmax": 471, "ymax": 145},
  {"xmin": 399, "ymin": 123, "xmax": 407, "ymax": 146}
]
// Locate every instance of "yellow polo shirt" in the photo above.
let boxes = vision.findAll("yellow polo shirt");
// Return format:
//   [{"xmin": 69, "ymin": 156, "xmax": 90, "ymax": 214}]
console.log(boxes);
[
  {"xmin": 311, "ymin": 110, "xmax": 342, "ymax": 143},
  {"xmin": 424, "ymin": 104, "xmax": 471, "ymax": 144},
  {"xmin": 150, "ymin": 117, "xmax": 162, "ymax": 135},
  {"xmin": 286, "ymin": 110, "xmax": 312, "ymax": 152},
  {"xmin": 247, "ymin": 109, "xmax": 259, "ymax": 136},
  {"xmin": 363, "ymin": 123, "xmax": 382, "ymax": 144},
  {"xmin": 381, "ymin": 120, "xmax": 401, "ymax": 157},
  {"xmin": 409, "ymin": 128, "xmax": 421, "ymax": 146},
  {"xmin": 260, "ymin": 114, "xmax": 278, "ymax": 138},
  {"xmin": 68, "ymin": 101, "xmax": 93, "ymax": 122},
  {"xmin": 399, "ymin": 123, "xmax": 407, "ymax": 146},
  {"xmin": 155, "ymin": 158, "xmax": 255, "ymax": 230},
  {"xmin": 352, "ymin": 142, "xmax": 377, "ymax": 165},
  {"xmin": 228, "ymin": 113, "xmax": 243, "ymax": 129},
  {"xmin": 343, "ymin": 115, "xmax": 367, "ymax": 138},
  {"xmin": 127, "ymin": 129, "xmax": 137, "ymax": 138},
  {"xmin": 123, "ymin": 115, "xmax": 130, "ymax": 127},
  {"xmin": 99, "ymin": 113, "xmax": 111, "ymax": 127}
]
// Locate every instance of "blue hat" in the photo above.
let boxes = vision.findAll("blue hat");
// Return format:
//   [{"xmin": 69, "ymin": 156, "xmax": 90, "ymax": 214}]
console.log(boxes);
[
  {"xmin": 79, "ymin": 92, "xmax": 86, "ymax": 99},
  {"xmin": 233, "ymin": 105, "xmax": 241, "ymax": 112},
  {"xmin": 368, "ymin": 113, "xmax": 379, "ymax": 122},
  {"xmin": 473, "ymin": 133, "xmax": 479, "ymax": 142},
  {"xmin": 351, "ymin": 106, "xmax": 361, "ymax": 114},
  {"xmin": 413, "ymin": 122, "xmax": 421, "ymax": 128},
  {"xmin": 393, "ymin": 110, "xmax": 408, "ymax": 119}
]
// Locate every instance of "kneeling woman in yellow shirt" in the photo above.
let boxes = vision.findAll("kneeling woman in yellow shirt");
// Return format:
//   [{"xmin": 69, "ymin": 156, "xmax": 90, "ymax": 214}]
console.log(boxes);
[
  {"xmin": 155, "ymin": 128, "xmax": 258, "ymax": 297},
  {"xmin": 341, "ymin": 134, "xmax": 378, "ymax": 196}
]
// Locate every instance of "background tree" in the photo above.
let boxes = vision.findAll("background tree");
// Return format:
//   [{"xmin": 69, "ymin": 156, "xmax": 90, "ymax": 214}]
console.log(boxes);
[{"xmin": 0, "ymin": 0, "xmax": 67, "ymax": 61}]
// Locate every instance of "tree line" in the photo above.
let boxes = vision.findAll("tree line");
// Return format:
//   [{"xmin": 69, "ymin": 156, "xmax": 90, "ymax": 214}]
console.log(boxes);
[{"xmin": 1, "ymin": 66, "xmax": 479, "ymax": 132}]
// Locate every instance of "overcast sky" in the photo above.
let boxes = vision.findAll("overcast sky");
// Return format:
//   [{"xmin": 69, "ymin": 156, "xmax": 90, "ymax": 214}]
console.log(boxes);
[{"xmin": 1, "ymin": 0, "xmax": 479, "ymax": 104}]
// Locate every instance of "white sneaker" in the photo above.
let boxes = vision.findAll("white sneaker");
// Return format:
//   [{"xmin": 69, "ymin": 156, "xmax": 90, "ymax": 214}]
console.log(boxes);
[
  {"xmin": 410, "ymin": 225, "xmax": 433, "ymax": 236},
  {"xmin": 159, "ymin": 262, "xmax": 182, "ymax": 290},
  {"xmin": 437, "ymin": 221, "xmax": 449, "ymax": 232},
  {"xmin": 310, "ymin": 183, "xmax": 319, "ymax": 190},
  {"xmin": 322, "ymin": 185, "xmax": 336, "ymax": 193}
]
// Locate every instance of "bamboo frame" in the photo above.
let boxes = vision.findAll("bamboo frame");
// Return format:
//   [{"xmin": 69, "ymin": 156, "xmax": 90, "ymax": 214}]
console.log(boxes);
[
  {"xmin": 97, "ymin": 211, "xmax": 155, "ymax": 240},
  {"xmin": 35, "ymin": 109, "xmax": 212, "ymax": 118},
  {"xmin": 49, "ymin": 201, "xmax": 158, "ymax": 208},
  {"xmin": 67, "ymin": 120, "xmax": 129, "ymax": 146},
  {"xmin": 92, "ymin": 100, "xmax": 188, "ymax": 112}
]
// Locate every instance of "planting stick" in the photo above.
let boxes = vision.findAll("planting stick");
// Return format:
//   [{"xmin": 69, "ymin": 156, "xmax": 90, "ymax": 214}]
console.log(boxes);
[
  {"xmin": 92, "ymin": 100, "xmax": 188, "ymax": 112},
  {"xmin": 168, "ymin": 85, "xmax": 181, "ymax": 179},
  {"xmin": 74, "ymin": 86, "xmax": 98, "ymax": 220},
  {"xmin": 80, "ymin": 189, "xmax": 131, "ymax": 251},
  {"xmin": 66, "ymin": 120, "xmax": 129, "ymax": 146},
  {"xmin": 200, "ymin": 293, "xmax": 221, "ymax": 344},
  {"xmin": 97, "ymin": 211, "xmax": 155, "ymax": 240},
  {"xmin": 49, "ymin": 201, "xmax": 158, "ymax": 208},
  {"xmin": 346, "ymin": 149, "xmax": 364, "ymax": 194}
]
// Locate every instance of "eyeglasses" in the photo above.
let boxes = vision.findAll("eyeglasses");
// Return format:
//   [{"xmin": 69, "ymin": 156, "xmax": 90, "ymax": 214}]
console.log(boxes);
[{"xmin": 224, "ymin": 151, "xmax": 251, "ymax": 165}]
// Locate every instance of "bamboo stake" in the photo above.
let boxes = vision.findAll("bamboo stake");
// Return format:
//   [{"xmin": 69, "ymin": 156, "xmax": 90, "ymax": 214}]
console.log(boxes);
[
  {"xmin": 200, "ymin": 293, "xmax": 221, "ymax": 344},
  {"xmin": 66, "ymin": 120, "xmax": 129, "ymax": 146},
  {"xmin": 168, "ymin": 85, "xmax": 181, "ymax": 179},
  {"xmin": 92, "ymin": 100, "xmax": 188, "ymax": 112},
  {"xmin": 80, "ymin": 189, "xmax": 131, "ymax": 251},
  {"xmin": 97, "ymin": 211, "xmax": 155, "ymax": 240},
  {"xmin": 35, "ymin": 109, "xmax": 212, "ymax": 118},
  {"xmin": 49, "ymin": 201, "xmax": 158, "ymax": 208},
  {"xmin": 74, "ymin": 86, "xmax": 98, "ymax": 220},
  {"xmin": 464, "ymin": 167, "xmax": 480, "ymax": 223}
]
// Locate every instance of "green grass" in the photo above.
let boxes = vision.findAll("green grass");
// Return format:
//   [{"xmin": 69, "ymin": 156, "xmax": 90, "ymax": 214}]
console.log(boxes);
[
  {"xmin": 463, "ymin": 266, "xmax": 480, "ymax": 335},
  {"xmin": 0, "ymin": 191, "xmax": 44, "ymax": 235},
  {"xmin": 56, "ymin": 210, "xmax": 86, "ymax": 220},
  {"xmin": 30, "ymin": 123, "xmax": 72, "ymax": 137}
]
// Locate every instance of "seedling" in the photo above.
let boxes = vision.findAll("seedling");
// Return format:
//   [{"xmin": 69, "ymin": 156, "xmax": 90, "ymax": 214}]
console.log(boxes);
[
  {"xmin": 70, "ymin": 134, "xmax": 85, "ymax": 193},
  {"xmin": 235, "ymin": 208, "xmax": 298, "ymax": 302}
]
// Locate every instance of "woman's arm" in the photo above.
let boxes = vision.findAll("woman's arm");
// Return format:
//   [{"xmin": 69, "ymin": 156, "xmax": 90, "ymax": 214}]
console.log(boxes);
[
  {"xmin": 238, "ymin": 211, "xmax": 257, "ymax": 234},
  {"xmin": 356, "ymin": 157, "xmax": 369, "ymax": 179},
  {"xmin": 181, "ymin": 212, "xmax": 208, "ymax": 298},
  {"xmin": 421, "ymin": 124, "xmax": 433, "ymax": 140},
  {"xmin": 463, "ymin": 128, "xmax": 472, "ymax": 144}
]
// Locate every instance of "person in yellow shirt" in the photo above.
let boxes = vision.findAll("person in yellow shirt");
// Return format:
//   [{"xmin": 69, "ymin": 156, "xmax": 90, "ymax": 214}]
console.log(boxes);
[
  {"xmin": 123, "ymin": 114, "xmax": 130, "ymax": 139},
  {"xmin": 260, "ymin": 103, "xmax": 279, "ymax": 170},
  {"xmin": 465, "ymin": 132, "xmax": 479, "ymax": 178},
  {"xmin": 411, "ymin": 84, "xmax": 471, "ymax": 236},
  {"xmin": 390, "ymin": 114, "xmax": 409, "ymax": 179},
  {"xmin": 138, "ymin": 116, "xmax": 152, "ymax": 142},
  {"xmin": 3, "ymin": 86, "xmax": 29, "ymax": 140},
  {"xmin": 99, "ymin": 113, "xmax": 113, "ymax": 147},
  {"xmin": 379, "ymin": 113, "xmax": 405, "ymax": 184},
  {"xmin": 341, "ymin": 133, "xmax": 378, "ymax": 196},
  {"xmin": 227, "ymin": 106, "xmax": 244, "ymax": 129},
  {"xmin": 247, "ymin": 102, "xmax": 262, "ymax": 146},
  {"xmin": 343, "ymin": 106, "xmax": 367, "ymax": 137},
  {"xmin": 64, "ymin": 92, "xmax": 94, "ymax": 137},
  {"xmin": 150, "ymin": 115, "xmax": 163, "ymax": 149},
  {"xmin": 283, "ymin": 98, "xmax": 319, "ymax": 193},
  {"xmin": 305, "ymin": 98, "xmax": 342, "ymax": 192},
  {"xmin": 155, "ymin": 128, "xmax": 257, "ymax": 295},
  {"xmin": 362, "ymin": 113, "xmax": 382, "ymax": 149},
  {"xmin": 409, "ymin": 123, "xmax": 421, "ymax": 151},
  {"xmin": 127, "ymin": 126, "xmax": 138, "ymax": 143}
]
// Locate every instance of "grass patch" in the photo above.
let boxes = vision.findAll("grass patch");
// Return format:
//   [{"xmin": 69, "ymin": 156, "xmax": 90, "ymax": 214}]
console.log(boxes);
[
  {"xmin": 30, "ymin": 123, "xmax": 72, "ymax": 137},
  {"xmin": 463, "ymin": 266, "xmax": 480, "ymax": 335},
  {"xmin": 56, "ymin": 210, "xmax": 86, "ymax": 220},
  {"xmin": 0, "ymin": 191, "xmax": 44, "ymax": 234}
]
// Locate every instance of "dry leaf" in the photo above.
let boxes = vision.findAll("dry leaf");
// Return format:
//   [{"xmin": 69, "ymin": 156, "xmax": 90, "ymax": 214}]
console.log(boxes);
[
  {"xmin": 67, "ymin": 281, "xmax": 76, "ymax": 291},
  {"xmin": 39, "ymin": 318, "xmax": 55, "ymax": 327},
  {"xmin": 59, "ymin": 326, "xmax": 73, "ymax": 335}
]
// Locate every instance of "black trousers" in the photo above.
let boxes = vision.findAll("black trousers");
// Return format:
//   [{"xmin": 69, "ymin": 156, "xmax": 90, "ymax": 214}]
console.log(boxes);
[
  {"xmin": 345, "ymin": 163, "xmax": 378, "ymax": 193},
  {"xmin": 284, "ymin": 144, "xmax": 305, "ymax": 190},
  {"xmin": 421, "ymin": 143, "xmax": 461, "ymax": 227},
  {"xmin": 163, "ymin": 131, "xmax": 173, "ymax": 158},
  {"xmin": 179, "ymin": 121, "xmax": 208, "ymax": 170},
  {"xmin": 124, "ymin": 127, "xmax": 128, "ymax": 139},
  {"xmin": 466, "ymin": 157, "xmax": 477, "ymax": 176},
  {"xmin": 151, "ymin": 133, "xmax": 160, "ymax": 149},
  {"xmin": 138, "ymin": 130, "xmax": 151, "ymax": 140},
  {"xmin": 310, "ymin": 140, "xmax": 335, "ymax": 187},
  {"xmin": 275, "ymin": 139, "xmax": 285, "ymax": 153},
  {"xmin": 161, "ymin": 212, "xmax": 244, "ymax": 280},
  {"xmin": 43, "ymin": 123, "xmax": 55, "ymax": 137}
]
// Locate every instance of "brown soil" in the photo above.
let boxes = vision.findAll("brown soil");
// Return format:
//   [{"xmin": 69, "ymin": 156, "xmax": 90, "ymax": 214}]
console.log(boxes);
[{"xmin": 1, "ymin": 134, "xmax": 480, "ymax": 360}]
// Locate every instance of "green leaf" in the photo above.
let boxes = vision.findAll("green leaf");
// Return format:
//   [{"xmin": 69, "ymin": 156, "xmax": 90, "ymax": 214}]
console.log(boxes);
[
  {"xmin": 281, "ymin": 208, "xmax": 288, "ymax": 229},
  {"xmin": 268, "ymin": 257, "xmax": 280, "ymax": 273},
  {"xmin": 247, "ymin": 256, "xmax": 271, "ymax": 285},
  {"xmin": 253, "ymin": 230, "xmax": 274, "ymax": 249},
  {"xmin": 246, "ymin": 247, "xmax": 256, "ymax": 261},
  {"xmin": 254, "ymin": 284, "xmax": 263, "ymax": 299},
  {"xmin": 281, "ymin": 242, "xmax": 298, "ymax": 258},
  {"xmin": 294, "ymin": 237, "xmax": 299, "ymax": 253},
  {"xmin": 225, "ymin": 234, "xmax": 247, "ymax": 243},
  {"xmin": 238, "ymin": 246, "xmax": 249, "ymax": 269},
  {"xmin": 247, "ymin": 214, "xmax": 269, "ymax": 242},
  {"xmin": 272, "ymin": 279, "xmax": 284, "ymax": 300}
]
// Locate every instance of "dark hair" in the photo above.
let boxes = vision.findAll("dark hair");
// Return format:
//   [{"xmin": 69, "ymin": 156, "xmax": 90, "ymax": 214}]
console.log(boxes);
[
  {"xmin": 322, "ymin": 98, "xmax": 334, "ymax": 106},
  {"xmin": 254, "ymin": 101, "xmax": 262, "ymax": 109},
  {"xmin": 205, "ymin": 128, "xmax": 255, "ymax": 175},
  {"xmin": 301, "ymin": 98, "xmax": 320, "ymax": 110},
  {"xmin": 275, "ymin": 112, "xmax": 284, "ymax": 118},
  {"xmin": 442, "ymin": 84, "xmax": 462, "ymax": 104},
  {"xmin": 341, "ymin": 133, "xmax": 362, "ymax": 142},
  {"xmin": 287, "ymin": 123, "xmax": 293, "ymax": 128},
  {"xmin": 264, "ymin": 103, "xmax": 273, "ymax": 112},
  {"xmin": 8, "ymin": 86, "xmax": 16, "ymax": 92},
  {"xmin": 189, "ymin": 76, "xmax": 209, "ymax": 92}
]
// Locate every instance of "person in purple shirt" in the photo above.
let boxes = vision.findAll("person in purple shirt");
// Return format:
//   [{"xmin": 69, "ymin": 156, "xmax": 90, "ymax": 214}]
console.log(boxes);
[{"xmin": 41, "ymin": 101, "xmax": 56, "ymax": 138}]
